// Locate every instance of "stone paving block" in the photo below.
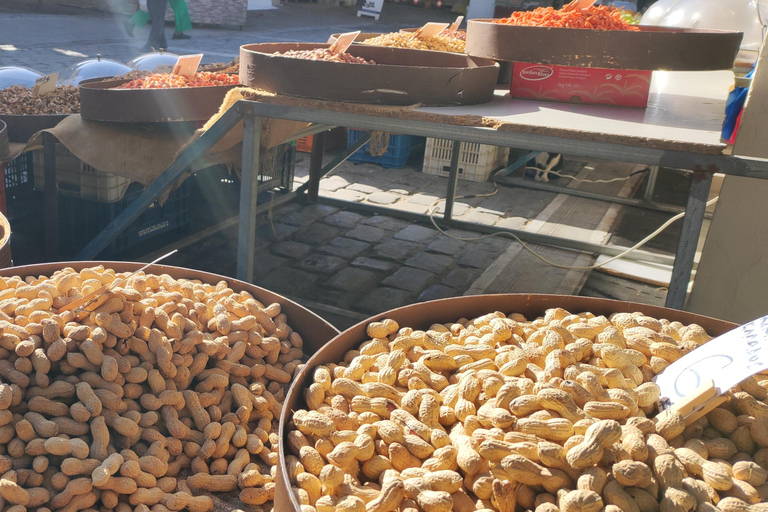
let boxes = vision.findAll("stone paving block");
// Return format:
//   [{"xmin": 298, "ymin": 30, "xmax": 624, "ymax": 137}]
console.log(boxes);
[
  {"xmin": 418, "ymin": 284, "xmax": 459, "ymax": 302},
  {"xmin": 433, "ymin": 201, "xmax": 470, "ymax": 216},
  {"xmin": 388, "ymin": 187, "xmax": 415, "ymax": 195},
  {"xmin": 441, "ymin": 267, "xmax": 481, "ymax": 290},
  {"xmin": 389, "ymin": 201, "xmax": 431, "ymax": 215},
  {"xmin": 271, "ymin": 241, "xmax": 312, "ymax": 259},
  {"xmin": 295, "ymin": 253, "xmax": 347, "ymax": 275},
  {"xmin": 256, "ymin": 223, "xmax": 301, "ymax": 242},
  {"xmin": 326, "ymin": 267, "xmax": 379, "ymax": 292},
  {"xmin": 259, "ymin": 268, "xmax": 319, "ymax": 296},
  {"xmin": 404, "ymin": 252, "xmax": 454, "ymax": 274},
  {"xmin": 282, "ymin": 211, "xmax": 319, "ymax": 228},
  {"xmin": 373, "ymin": 239, "xmax": 421, "ymax": 262},
  {"xmin": 477, "ymin": 236, "xmax": 511, "ymax": 254},
  {"xmin": 324, "ymin": 211, "xmax": 368, "ymax": 228},
  {"xmin": 253, "ymin": 252, "xmax": 288, "ymax": 279},
  {"xmin": 300, "ymin": 203, "xmax": 340, "ymax": 218},
  {"xmin": 292, "ymin": 223, "xmax": 340, "ymax": 246},
  {"xmin": 348, "ymin": 183, "xmax": 379, "ymax": 194},
  {"xmin": 318, "ymin": 176, "xmax": 349, "ymax": 192},
  {"xmin": 458, "ymin": 249, "xmax": 498, "ymax": 269},
  {"xmin": 323, "ymin": 188, "xmax": 367, "ymax": 202},
  {"xmin": 455, "ymin": 209, "xmax": 501, "ymax": 225},
  {"xmin": 363, "ymin": 215, "xmax": 411, "ymax": 231},
  {"xmin": 346, "ymin": 225, "xmax": 387, "ymax": 243},
  {"xmin": 367, "ymin": 192, "xmax": 402, "ymax": 205},
  {"xmin": 407, "ymin": 193, "xmax": 441, "ymax": 206},
  {"xmin": 382, "ymin": 267, "xmax": 435, "ymax": 292},
  {"xmin": 394, "ymin": 225, "xmax": 440, "ymax": 243},
  {"xmin": 427, "ymin": 235, "xmax": 468, "ymax": 255},
  {"xmin": 495, "ymin": 216, "xmax": 528, "ymax": 230},
  {"xmin": 351, "ymin": 257, "xmax": 395, "ymax": 273},
  {"xmin": 357, "ymin": 287, "xmax": 415, "ymax": 315},
  {"xmin": 317, "ymin": 237, "xmax": 370, "ymax": 259}
]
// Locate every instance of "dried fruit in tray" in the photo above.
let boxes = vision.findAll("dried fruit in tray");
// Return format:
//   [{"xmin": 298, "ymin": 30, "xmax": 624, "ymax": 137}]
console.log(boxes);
[
  {"xmin": 439, "ymin": 29, "xmax": 466, "ymax": 41},
  {"xmin": 276, "ymin": 48, "xmax": 376, "ymax": 65},
  {"xmin": 0, "ymin": 85, "xmax": 80, "ymax": 115},
  {"xmin": 115, "ymin": 71, "xmax": 240, "ymax": 89},
  {"xmin": 493, "ymin": 4, "xmax": 640, "ymax": 31},
  {"xmin": 364, "ymin": 32, "xmax": 465, "ymax": 53}
]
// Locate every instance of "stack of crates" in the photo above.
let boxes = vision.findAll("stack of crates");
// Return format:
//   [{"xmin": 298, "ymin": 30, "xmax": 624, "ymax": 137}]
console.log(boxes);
[
  {"xmin": 422, "ymin": 138, "xmax": 510, "ymax": 182},
  {"xmin": 347, "ymin": 129, "xmax": 426, "ymax": 169},
  {"xmin": 32, "ymin": 143, "xmax": 191, "ymax": 257},
  {"xmin": 2, "ymin": 153, "xmax": 35, "ymax": 216}
]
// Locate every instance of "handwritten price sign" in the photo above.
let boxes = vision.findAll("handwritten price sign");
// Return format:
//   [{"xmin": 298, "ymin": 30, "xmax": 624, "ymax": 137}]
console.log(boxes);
[
  {"xmin": 655, "ymin": 314, "xmax": 768, "ymax": 405},
  {"xmin": 32, "ymin": 73, "xmax": 58, "ymax": 98}
]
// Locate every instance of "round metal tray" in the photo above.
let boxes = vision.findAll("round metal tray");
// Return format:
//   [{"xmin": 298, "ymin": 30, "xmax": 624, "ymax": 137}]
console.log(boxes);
[
  {"xmin": 276, "ymin": 293, "xmax": 738, "ymax": 512},
  {"xmin": 240, "ymin": 42, "xmax": 499, "ymax": 106},
  {"xmin": 465, "ymin": 20, "xmax": 743, "ymax": 70},
  {"xmin": 0, "ymin": 113, "xmax": 70, "ymax": 143},
  {"xmin": 79, "ymin": 79, "xmax": 239, "ymax": 123}
]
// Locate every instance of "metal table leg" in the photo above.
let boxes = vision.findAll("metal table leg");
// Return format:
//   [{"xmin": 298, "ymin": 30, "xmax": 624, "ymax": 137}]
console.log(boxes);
[
  {"xmin": 237, "ymin": 115, "xmax": 262, "ymax": 283},
  {"xmin": 665, "ymin": 171, "xmax": 713, "ymax": 309},
  {"xmin": 308, "ymin": 131, "xmax": 326, "ymax": 203},
  {"xmin": 644, "ymin": 165, "xmax": 659, "ymax": 202},
  {"xmin": 43, "ymin": 133, "xmax": 57, "ymax": 260},
  {"xmin": 443, "ymin": 140, "xmax": 462, "ymax": 221}
]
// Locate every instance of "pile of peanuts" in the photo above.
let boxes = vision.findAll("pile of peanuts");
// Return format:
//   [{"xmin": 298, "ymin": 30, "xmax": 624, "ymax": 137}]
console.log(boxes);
[
  {"xmin": 363, "ymin": 33, "xmax": 465, "ymax": 53},
  {"xmin": 287, "ymin": 308, "xmax": 768, "ymax": 512},
  {"xmin": 0, "ymin": 265, "xmax": 306, "ymax": 511},
  {"xmin": 0, "ymin": 86, "xmax": 79, "ymax": 116},
  {"xmin": 276, "ymin": 49, "xmax": 375, "ymax": 65}
]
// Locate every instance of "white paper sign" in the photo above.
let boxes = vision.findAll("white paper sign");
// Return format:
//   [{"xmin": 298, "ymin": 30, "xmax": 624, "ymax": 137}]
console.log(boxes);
[
  {"xmin": 171, "ymin": 54, "xmax": 203, "ymax": 77},
  {"xmin": 450, "ymin": 16, "xmax": 464, "ymax": 34},
  {"xmin": 330, "ymin": 31, "xmax": 361, "ymax": 55},
  {"xmin": 654, "ymin": 314, "xmax": 768, "ymax": 404},
  {"xmin": 414, "ymin": 22, "xmax": 450, "ymax": 39},
  {"xmin": 32, "ymin": 73, "xmax": 58, "ymax": 97}
]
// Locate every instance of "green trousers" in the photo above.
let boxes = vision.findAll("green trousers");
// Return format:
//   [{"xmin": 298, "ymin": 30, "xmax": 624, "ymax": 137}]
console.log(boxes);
[{"xmin": 131, "ymin": 0, "xmax": 192, "ymax": 32}]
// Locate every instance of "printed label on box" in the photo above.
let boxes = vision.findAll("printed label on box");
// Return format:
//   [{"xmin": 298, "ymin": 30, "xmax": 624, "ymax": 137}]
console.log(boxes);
[{"xmin": 511, "ymin": 62, "xmax": 652, "ymax": 108}]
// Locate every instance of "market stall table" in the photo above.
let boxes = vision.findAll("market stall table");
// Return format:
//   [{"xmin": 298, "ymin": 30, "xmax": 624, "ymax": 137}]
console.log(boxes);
[{"xmin": 76, "ymin": 70, "xmax": 768, "ymax": 311}]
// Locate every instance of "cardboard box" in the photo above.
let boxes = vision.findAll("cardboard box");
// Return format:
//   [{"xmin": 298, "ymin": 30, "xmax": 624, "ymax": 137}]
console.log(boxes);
[{"xmin": 510, "ymin": 62, "xmax": 652, "ymax": 108}]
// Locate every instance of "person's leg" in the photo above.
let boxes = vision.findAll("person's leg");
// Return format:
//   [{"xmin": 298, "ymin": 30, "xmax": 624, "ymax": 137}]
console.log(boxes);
[
  {"xmin": 131, "ymin": 9, "xmax": 151, "ymax": 27},
  {"xmin": 146, "ymin": 0, "xmax": 169, "ymax": 50},
  {"xmin": 170, "ymin": 0, "xmax": 192, "ymax": 35}
]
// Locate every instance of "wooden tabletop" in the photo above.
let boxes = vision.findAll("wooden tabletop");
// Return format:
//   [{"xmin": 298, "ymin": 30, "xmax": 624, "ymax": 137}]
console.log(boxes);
[{"xmin": 418, "ymin": 70, "xmax": 734, "ymax": 155}]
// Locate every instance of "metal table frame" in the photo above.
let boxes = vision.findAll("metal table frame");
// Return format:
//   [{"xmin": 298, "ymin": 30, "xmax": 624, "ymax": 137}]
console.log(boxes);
[{"xmin": 76, "ymin": 99, "xmax": 768, "ymax": 310}]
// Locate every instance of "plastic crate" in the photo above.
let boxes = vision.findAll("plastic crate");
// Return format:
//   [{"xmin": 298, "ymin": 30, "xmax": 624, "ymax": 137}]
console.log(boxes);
[
  {"xmin": 422, "ymin": 138, "xmax": 510, "ymax": 182},
  {"xmin": 190, "ymin": 143, "xmax": 297, "ymax": 224},
  {"xmin": 297, "ymin": 128, "xmax": 348, "ymax": 153},
  {"xmin": 57, "ymin": 179, "xmax": 191, "ymax": 257},
  {"xmin": 32, "ymin": 144, "xmax": 133, "ymax": 202},
  {"xmin": 3, "ymin": 152, "xmax": 34, "ymax": 207},
  {"xmin": 347, "ymin": 129, "xmax": 425, "ymax": 169}
]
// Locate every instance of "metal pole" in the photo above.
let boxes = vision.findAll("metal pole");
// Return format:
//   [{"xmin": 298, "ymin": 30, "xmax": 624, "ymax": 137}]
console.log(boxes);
[
  {"xmin": 236, "ymin": 115, "xmax": 262, "ymax": 283},
  {"xmin": 665, "ymin": 171, "xmax": 713, "ymax": 310},
  {"xmin": 43, "ymin": 133, "xmax": 58, "ymax": 260},
  {"xmin": 644, "ymin": 165, "xmax": 660, "ymax": 202},
  {"xmin": 443, "ymin": 140, "xmax": 462, "ymax": 221},
  {"xmin": 307, "ymin": 131, "xmax": 326, "ymax": 203}
]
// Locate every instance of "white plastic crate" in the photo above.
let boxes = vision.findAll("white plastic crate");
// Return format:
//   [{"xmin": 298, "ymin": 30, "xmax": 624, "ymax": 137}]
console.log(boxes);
[
  {"xmin": 33, "ymin": 143, "xmax": 133, "ymax": 202},
  {"xmin": 422, "ymin": 138, "xmax": 510, "ymax": 182}
]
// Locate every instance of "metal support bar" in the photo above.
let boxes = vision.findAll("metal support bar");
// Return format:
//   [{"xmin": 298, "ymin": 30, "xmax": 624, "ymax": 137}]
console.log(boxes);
[
  {"xmin": 308, "ymin": 131, "xmax": 326, "ymax": 203},
  {"xmin": 644, "ymin": 165, "xmax": 660, "ymax": 202},
  {"xmin": 77, "ymin": 106, "xmax": 244, "ymax": 260},
  {"xmin": 235, "ymin": 101, "xmax": 768, "ymax": 177},
  {"xmin": 318, "ymin": 196, "xmax": 676, "ymax": 266},
  {"xmin": 665, "ymin": 172, "xmax": 713, "ymax": 310},
  {"xmin": 443, "ymin": 140, "xmax": 462, "ymax": 221},
  {"xmin": 237, "ymin": 115, "xmax": 262, "ymax": 283},
  {"xmin": 43, "ymin": 133, "xmax": 57, "ymax": 261},
  {"xmin": 494, "ymin": 175, "xmax": 684, "ymax": 214}
]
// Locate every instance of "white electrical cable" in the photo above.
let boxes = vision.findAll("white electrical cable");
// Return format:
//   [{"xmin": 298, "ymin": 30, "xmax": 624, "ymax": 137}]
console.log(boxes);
[
  {"xmin": 523, "ymin": 165, "xmax": 647, "ymax": 184},
  {"xmin": 428, "ymin": 196, "xmax": 719, "ymax": 271}
]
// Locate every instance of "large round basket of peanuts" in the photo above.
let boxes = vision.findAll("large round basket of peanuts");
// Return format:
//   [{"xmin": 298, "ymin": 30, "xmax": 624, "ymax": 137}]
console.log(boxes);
[
  {"xmin": 273, "ymin": 293, "xmax": 768, "ymax": 512},
  {"xmin": 0, "ymin": 261, "xmax": 340, "ymax": 512}
]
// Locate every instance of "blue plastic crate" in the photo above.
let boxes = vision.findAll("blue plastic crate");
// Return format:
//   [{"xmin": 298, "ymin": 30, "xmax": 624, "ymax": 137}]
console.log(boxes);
[
  {"xmin": 58, "ymin": 179, "xmax": 191, "ymax": 257},
  {"xmin": 347, "ymin": 129, "xmax": 425, "ymax": 169},
  {"xmin": 3, "ymin": 152, "xmax": 34, "ymax": 207}
]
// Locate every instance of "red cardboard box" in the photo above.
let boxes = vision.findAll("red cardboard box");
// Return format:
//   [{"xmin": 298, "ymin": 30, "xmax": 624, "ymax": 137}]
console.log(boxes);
[{"xmin": 510, "ymin": 62, "xmax": 652, "ymax": 108}]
